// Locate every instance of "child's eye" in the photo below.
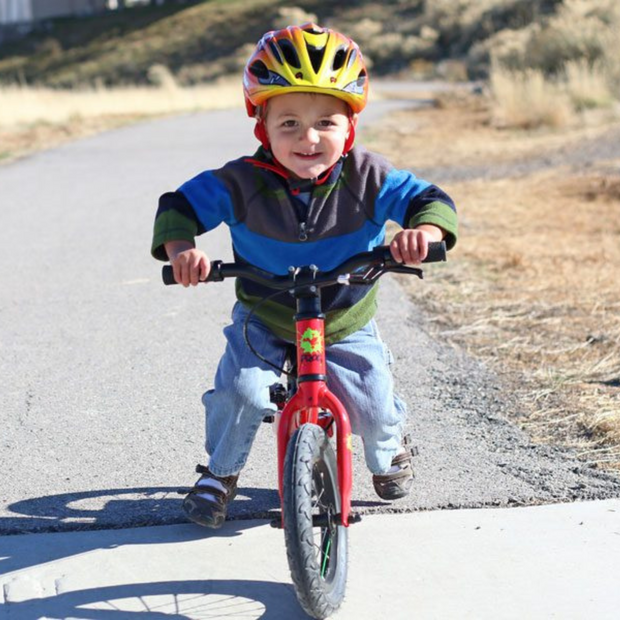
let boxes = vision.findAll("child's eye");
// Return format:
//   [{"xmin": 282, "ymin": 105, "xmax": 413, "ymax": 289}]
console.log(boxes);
[
  {"xmin": 318, "ymin": 120, "xmax": 335, "ymax": 128},
  {"xmin": 281, "ymin": 120, "xmax": 297, "ymax": 128}
]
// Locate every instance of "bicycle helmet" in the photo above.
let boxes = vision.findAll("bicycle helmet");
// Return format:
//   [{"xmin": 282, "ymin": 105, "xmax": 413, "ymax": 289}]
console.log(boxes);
[{"xmin": 243, "ymin": 23, "xmax": 369, "ymax": 118}]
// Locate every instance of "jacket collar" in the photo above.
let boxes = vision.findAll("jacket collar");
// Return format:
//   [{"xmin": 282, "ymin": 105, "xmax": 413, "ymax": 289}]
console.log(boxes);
[{"xmin": 244, "ymin": 147, "xmax": 345, "ymax": 195}]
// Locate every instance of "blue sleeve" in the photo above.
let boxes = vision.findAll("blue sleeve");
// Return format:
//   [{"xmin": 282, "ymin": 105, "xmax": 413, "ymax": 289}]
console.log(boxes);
[
  {"xmin": 374, "ymin": 168, "xmax": 432, "ymax": 227},
  {"xmin": 178, "ymin": 171, "xmax": 237, "ymax": 232}
]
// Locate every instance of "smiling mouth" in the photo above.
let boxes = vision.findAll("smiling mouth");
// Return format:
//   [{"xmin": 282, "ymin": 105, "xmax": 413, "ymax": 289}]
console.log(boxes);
[{"xmin": 294, "ymin": 152, "xmax": 321, "ymax": 160}]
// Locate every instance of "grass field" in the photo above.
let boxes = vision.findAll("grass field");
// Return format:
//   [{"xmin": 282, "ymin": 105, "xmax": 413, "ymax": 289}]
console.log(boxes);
[{"xmin": 371, "ymin": 95, "xmax": 620, "ymax": 469}]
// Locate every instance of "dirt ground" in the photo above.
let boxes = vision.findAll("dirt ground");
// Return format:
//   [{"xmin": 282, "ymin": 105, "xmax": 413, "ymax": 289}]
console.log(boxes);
[{"xmin": 370, "ymin": 92, "xmax": 620, "ymax": 470}]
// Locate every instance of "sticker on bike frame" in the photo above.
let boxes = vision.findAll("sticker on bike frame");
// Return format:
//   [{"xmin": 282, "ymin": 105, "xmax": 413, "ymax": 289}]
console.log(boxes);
[
  {"xmin": 299, "ymin": 328, "xmax": 323, "ymax": 354},
  {"xmin": 346, "ymin": 433, "xmax": 353, "ymax": 451}
]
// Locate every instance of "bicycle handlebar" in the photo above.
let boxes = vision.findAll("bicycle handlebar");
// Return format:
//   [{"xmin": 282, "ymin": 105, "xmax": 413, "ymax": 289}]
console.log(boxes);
[{"xmin": 162, "ymin": 242, "xmax": 446, "ymax": 288}]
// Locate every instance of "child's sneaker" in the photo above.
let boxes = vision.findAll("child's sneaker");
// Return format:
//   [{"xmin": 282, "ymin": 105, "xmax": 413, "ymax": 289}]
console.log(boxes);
[
  {"xmin": 372, "ymin": 436, "xmax": 417, "ymax": 500},
  {"xmin": 182, "ymin": 464, "xmax": 238, "ymax": 528}
]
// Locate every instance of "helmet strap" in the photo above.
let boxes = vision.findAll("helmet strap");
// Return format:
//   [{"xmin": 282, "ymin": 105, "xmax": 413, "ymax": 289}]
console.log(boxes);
[
  {"xmin": 254, "ymin": 119, "xmax": 270, "ymax": 150},
  {"xmin": 342, "ymin": 112, "xmax": 357, "ymax": 155}
]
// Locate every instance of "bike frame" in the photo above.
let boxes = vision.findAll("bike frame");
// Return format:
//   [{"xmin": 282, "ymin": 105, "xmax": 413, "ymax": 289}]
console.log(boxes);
[
  {"xmin": 162, "ymin": 244, "xmax": 445, "ymax": 531},
  {"xmin": 275, "ymin": 271, "xmax": 353, "ymax": 527}
]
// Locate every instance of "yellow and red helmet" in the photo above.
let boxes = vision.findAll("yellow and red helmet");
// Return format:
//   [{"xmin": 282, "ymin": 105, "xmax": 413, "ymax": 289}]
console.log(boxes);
[{"xmin": 243, "ymin": 23, "xmax": 369, "ymax": 118}]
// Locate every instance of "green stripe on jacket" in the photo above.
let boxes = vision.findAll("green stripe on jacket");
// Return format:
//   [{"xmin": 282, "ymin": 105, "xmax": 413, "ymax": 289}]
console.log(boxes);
[{"xmin": 236, "ymin": 281, "xmax": 380, "ymax": 345}]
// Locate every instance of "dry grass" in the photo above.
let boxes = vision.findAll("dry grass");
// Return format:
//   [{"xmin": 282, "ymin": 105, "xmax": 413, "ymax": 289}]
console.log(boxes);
[
  {"xmin": 564, "ymin": 59, "xmax": 615, "ymax": 111},
  {"xmin": 480, "ymin": 0, "xmax": 620, "ymax": 129},
  {"xmin": 373, "ymin": 87, "xmax": 619, "ymax": 170},
  {"xmin": 0, "ymin": 74, "xmax": 242, "ymax": 162},
  {"xmin": 0, "ymin": 114, "xmax": 146, "ymax": 163},
  {"xmin": 373, "ymin": 96, "xmax": 620, "ymax": 470},
  {"xmin": 489, "ymin": 60, "xmax": 617, "ymax": 129},
  {"xmin": 490, "ymin": 64, "xmax": 575, "ymax": 129}
]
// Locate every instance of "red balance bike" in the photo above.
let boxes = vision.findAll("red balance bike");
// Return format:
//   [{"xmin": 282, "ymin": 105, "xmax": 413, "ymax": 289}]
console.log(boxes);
[{"xmin": 163, "ymin": 242, "xmax": 446, "ymax": 619}]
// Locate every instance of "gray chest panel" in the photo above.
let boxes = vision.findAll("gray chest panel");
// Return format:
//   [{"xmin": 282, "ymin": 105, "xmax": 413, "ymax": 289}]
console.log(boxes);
[{"xmin": 213, "ymin": 147, "xmax": 393, "ymax": 243}]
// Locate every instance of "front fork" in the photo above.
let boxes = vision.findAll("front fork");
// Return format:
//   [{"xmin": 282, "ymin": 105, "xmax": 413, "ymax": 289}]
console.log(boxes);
[{"xmin": 274, "ymin": 316, "xmax": 354, "ymax": 527}]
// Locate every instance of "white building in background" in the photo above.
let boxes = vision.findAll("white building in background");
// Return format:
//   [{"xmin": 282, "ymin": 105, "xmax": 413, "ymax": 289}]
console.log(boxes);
[
  {"xmin": 0, "ymin": 0, "xmax": 30, "ymax": 23},
  {"xmin": 0, "ymin": 0, "xmax": 107, "ymax": 25}
]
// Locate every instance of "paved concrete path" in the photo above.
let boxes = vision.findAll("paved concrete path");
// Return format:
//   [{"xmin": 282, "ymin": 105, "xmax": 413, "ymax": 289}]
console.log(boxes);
[{"xmin": 1, "ymin": 499, "xmax": 619, "ymax": 619}]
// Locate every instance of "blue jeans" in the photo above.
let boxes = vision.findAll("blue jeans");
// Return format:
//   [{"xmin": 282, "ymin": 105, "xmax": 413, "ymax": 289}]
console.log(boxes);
[{"xmin": 202, "ymin": 303, "xmax": 408, "ymax": 476}]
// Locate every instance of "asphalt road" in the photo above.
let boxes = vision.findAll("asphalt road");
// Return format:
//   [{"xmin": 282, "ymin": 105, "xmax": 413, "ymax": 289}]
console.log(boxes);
[{"xmin": 2, "ymin": 94, "xmax": 620, "ymax": 538}]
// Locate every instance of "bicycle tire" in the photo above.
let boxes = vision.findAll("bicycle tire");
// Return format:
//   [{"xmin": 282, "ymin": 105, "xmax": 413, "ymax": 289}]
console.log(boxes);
[{"xmin": 283, "ymin": 423, "xmax": 348, "ymax": 619}]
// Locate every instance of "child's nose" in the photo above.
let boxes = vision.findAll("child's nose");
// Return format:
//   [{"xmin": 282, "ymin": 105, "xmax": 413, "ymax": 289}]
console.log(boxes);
[{"xmin": 301, "ymin": 127, "xmax": 320, "ymax": 144}]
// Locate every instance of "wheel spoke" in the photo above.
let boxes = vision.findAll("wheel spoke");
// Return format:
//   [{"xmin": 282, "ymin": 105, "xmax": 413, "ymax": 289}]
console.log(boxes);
[
  {"xmin": 312, "ymin": 486, "xmax": 325, "ymax": 511},
  {"xmin": 313, "ymin": 525, "xmax": 330, "ymax": 555}
]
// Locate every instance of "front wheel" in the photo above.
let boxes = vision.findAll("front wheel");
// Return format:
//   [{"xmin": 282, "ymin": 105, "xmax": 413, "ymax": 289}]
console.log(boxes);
[{"xmin": 283, "ymin": 423, "xmax": 348, "ymax": 619}]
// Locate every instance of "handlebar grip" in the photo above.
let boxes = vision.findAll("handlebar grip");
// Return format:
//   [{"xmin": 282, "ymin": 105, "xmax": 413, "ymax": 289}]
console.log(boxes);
[
  {"xmin": 162, "ymin": 265, "xmax": 177, "ymax": 285},
  {"xmin": 424, "ymin": 241, "xmax": 447, "ymax": 263},
  {"xmin": 162, "ymin": 261, "xmax": 225, "ymax": 285},
  {"xmin": 380, "ymin": 241, "xmax": 447, "ymax": 267}
]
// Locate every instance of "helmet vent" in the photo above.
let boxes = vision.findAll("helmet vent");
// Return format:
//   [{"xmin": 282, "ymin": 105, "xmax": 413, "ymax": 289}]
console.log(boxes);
[
  {"xmin": 332, "ymin": 47, "xmax": 347, "ymax": 71},
  {"xmin": 249, "ymin": 60, "xmax": 269, "ymax": 80},
  {"xmin": 307, "ymin": 45, "xmax": 325, "ymax": 74},
  {"xmin": 347, "ymin": 49, "xmax": 358, "ymax": 69},
  {"xmin": 268, "ymin": 40, "xmax": 282, "ymax": 64},
  {"xmin": 277, "ymin": 39, "xmax": 301, "ymax": 69},
  {"xmin": 302, "ymin": 24, "xmax": 323, "ymax": 35}
]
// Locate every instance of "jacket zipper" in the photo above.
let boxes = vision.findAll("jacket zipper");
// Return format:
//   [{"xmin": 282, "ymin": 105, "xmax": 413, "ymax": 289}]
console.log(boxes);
[{"xmin": 290, "ymin": 191, "xmax": 311, "ymax": 241}]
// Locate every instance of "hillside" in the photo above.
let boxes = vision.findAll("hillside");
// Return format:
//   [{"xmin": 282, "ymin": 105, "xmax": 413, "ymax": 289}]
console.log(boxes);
[{"xmin": 0, "ymin": 0, "xmax": 566, "ymax": 87}]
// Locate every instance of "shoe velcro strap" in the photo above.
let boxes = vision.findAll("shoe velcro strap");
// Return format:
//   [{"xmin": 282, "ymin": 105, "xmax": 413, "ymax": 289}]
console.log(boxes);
[
  {"xmin": 390, "ymin": 452, "xmax": 414, "ymax": 470},
  {"xmin": 195, "ymin": 477, "xmax": 230, "ymax": 494}
]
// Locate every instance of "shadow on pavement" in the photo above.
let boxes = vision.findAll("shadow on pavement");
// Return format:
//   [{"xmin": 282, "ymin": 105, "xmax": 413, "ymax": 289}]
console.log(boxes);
[
  {"xmin": 0, "ymin": 485, "xmax": 280, "ymax": 577},
  {"xmin": 2, "ymin": 579, "xmax": 312, "ymax": 620}
]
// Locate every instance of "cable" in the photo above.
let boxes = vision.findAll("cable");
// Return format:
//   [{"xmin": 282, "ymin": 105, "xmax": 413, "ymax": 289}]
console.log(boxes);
[
  {"xmin": 243, "ymin": 276, "xmax": 373, "ymax": 375},
  {"xmin": 243, "ymin": 288, "xmax": 295, "ymax": 376}
]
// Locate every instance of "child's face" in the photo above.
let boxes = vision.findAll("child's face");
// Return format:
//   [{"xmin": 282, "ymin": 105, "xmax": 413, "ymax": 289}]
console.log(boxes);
[{"xmin": 264, "ymin": 93, "xmax": 351, "ymax": 179}]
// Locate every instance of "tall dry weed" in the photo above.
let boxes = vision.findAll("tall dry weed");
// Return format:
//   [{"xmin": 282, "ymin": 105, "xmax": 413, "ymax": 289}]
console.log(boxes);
[
  {"xmin": 486, "ymin": 0, "xmax": 620, "ymax": 124},
  {"xmin": 490, "ymin": 62, "xmax": 574, "ymax": 129},
  {"xmin": 564, "ymin": 59, "xmax": 614, "ymax": 110}
]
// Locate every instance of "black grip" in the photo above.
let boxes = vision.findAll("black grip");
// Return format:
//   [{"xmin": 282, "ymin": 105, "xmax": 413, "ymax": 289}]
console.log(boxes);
[
  {"xmin": 162, "ymin": 265, "xmax": 177, "ymax": 285},
  {"xmin": 377, "ymin": 241, "xmax": 447, "ymax": 267},
  {"xmin": 161, "ymin": 261, "xmax": 224, "ymax": 285},
  {"xmin": 423, "ymin": 241, "xmax": 447, "ymax": 263}
]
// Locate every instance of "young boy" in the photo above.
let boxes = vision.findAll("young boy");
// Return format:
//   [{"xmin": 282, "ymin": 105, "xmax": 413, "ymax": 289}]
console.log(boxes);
[{"xmin": 152, "ymin": 24, "xmax": 457, "ymax": 528}]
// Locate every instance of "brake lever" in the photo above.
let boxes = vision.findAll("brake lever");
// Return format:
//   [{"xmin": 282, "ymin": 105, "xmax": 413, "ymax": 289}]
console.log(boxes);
[
  {"xmin": 388, "ymin": 265, "xmax": 424, "ymax": 278},
  {"xmin": 348, "ymin": 259, "xmax": 424, "ymax": 285},
  {"xmin": 347, "ymin": 274, "xmax": 375, "ymax": 285}
]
